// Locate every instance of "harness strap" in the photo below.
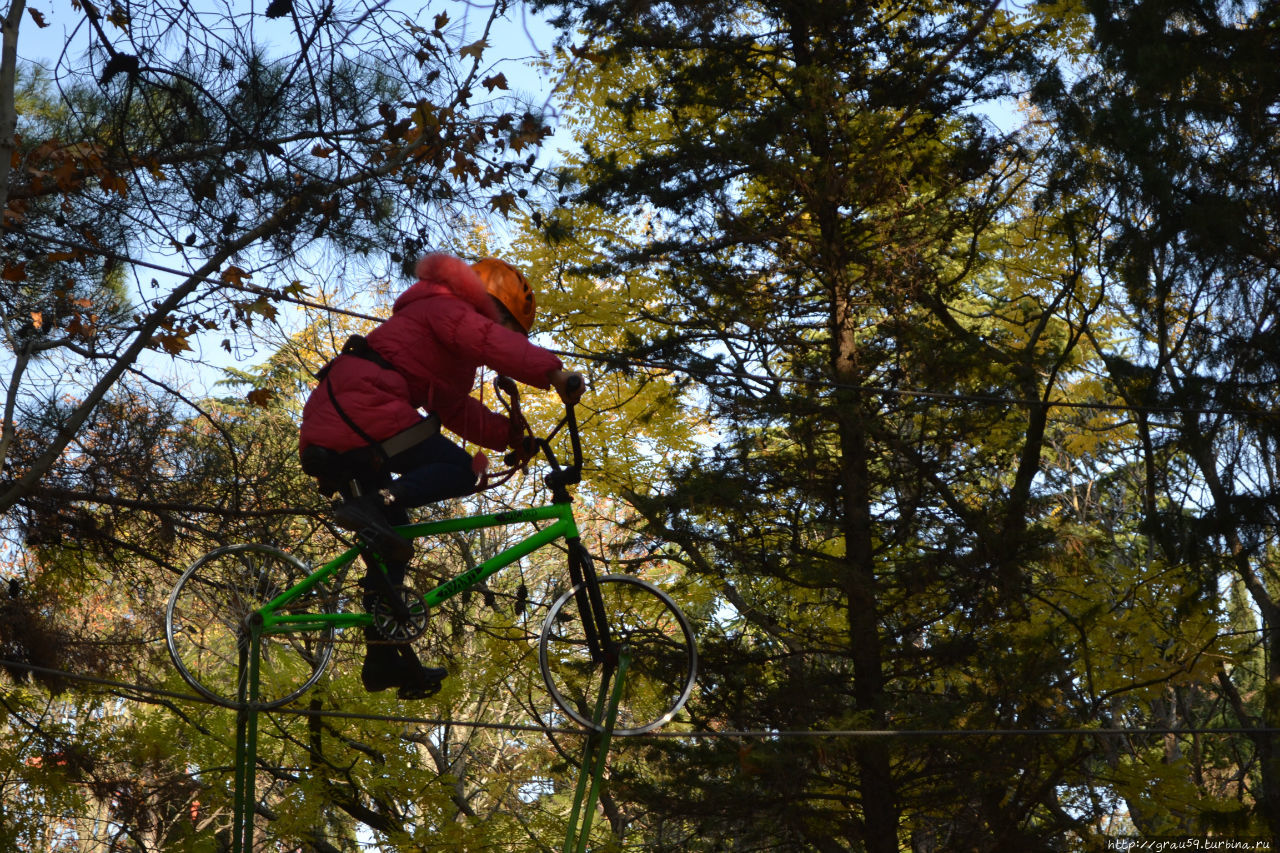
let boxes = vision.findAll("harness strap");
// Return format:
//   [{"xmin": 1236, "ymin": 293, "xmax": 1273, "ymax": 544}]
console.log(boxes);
[
  {"xmin": 379, "ymin": 414, "xmax": 441, "ymax": 458},
  {"xmin": 324, "ymin": 373, "xmax": 383, "ymax": 450},
  {"xmin": 317, "ymin": 334, "xmax": 442, "ymax": 461}
]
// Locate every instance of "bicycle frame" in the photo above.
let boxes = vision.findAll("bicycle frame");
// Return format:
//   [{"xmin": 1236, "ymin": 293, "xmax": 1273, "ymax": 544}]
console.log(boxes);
[
  {"xmin": 170, "ymin": 374, "xmax": 692, "ymax": 853},
  {"xmin": 255, "ymin": 501, "xmax": 583, "ymax": 637},
  {"xmin": 252, "ymin": 375, "xmax": 612, "ymax": 661}
]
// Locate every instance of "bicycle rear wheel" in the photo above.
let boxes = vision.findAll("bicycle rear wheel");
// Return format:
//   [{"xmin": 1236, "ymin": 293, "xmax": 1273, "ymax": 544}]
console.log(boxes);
[
  {"xmin": 166, "ymin": 543, "xmax": 335, "ymax": 709},
  {"xmin": 539, "ymin": 574, "xmax": 697, "ymax": 735}
]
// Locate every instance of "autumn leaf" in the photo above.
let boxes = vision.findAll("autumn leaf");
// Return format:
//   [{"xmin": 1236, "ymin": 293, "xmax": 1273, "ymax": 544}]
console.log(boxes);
[
  {"xmin": 240, "ymin": 296, "xmax": 278, "ymax": 322},
  {"xmin": 151, "ymin": 331, "xmax": 191, "ymax": 355},
  {"xmin": 2, "ymin": 262, "xmax": 26, "ymax": 282},
  {"xmin": 450, "ymin": 151, "xmax": 479, "ymax": 180},
  {"xmin": 100, "ymin": 172, "xmax": 129, "ymax": 197},
  {"xmin": 107, "ymin": 3, "xmax": 130, "ymax": 29},
  {"xmin": 220, "ymin": 265, "xmax": 251, "ymax": 287},
  {"xmin": 459, "ymin": 38, "xmax": 487, "ymax": 61},
  {"xmin": 66, "ymin": 313, "xmax": 98, "ymax": 339},
  {"xmin": 489, "ymin": 192, "xmax": 517, "ymax": 216},
  {"xmin": 482, "ymin": 73, "xmax": 508, "ymax": 92},
  {"xmin": 246, "ymin": 388, "xmax": 275, "ymax": 407},
  {"xmin": 28, "ymin": 8, "xmax": 49, "ymax": 27},
  {"xmin": 409, "ymin": 100, "xmax": 439, "ymax": 135}
]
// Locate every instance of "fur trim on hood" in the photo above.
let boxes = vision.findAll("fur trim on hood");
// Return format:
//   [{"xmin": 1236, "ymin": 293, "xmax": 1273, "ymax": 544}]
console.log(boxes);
[{"xmin": 401, "ymin": 253, "xmax": 499, "ymax": 320}]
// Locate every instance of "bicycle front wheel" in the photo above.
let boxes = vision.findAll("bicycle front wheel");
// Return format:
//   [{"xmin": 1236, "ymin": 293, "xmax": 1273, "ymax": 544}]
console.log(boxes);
[
  {"xmin": 166, "ymin": 543, "xmax": 335, "ymax": 709},
  {"xmin": 539, "ymin": 574, "xmax": 697, "ymax": 735}
]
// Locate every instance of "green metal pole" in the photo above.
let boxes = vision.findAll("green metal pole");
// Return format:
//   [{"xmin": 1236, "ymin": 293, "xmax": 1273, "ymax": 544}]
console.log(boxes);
[
  {"xmin": 575, "ymin": 652, "xmax": 628, "ymax": 853},
  {"xmin": 561, "ymin": 678, "xmax": 608, "ymax": 853},
  {"xmin": 563, "ymin": 650, "xmax": 630, "ymax": 853},
  {"xmin": 231, "ymin": 652, "xmax": 248, "ymax": 853},
  {"xmin": 232, "ymin": 629, "xmax": 262, "ymax": 853}
]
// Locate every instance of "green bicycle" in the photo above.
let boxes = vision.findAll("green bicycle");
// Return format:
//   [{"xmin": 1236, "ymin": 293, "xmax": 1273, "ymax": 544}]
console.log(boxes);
[{"xmin": 164, "ymin": 384, "xmax": 698, "ymax": 735}]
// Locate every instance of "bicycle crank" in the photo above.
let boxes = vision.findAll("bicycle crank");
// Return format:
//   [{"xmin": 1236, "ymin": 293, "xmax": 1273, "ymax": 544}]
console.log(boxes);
[{"xmin": 369, "ymin": 586, "xmax": 429, "ymax": 642}]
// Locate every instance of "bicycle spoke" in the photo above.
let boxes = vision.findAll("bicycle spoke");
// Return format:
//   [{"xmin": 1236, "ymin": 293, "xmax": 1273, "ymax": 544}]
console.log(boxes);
[
  {"xmin": 540, "ymin": 575, "xmax": 697, "ymax": 735},
  {"xmin": 166, "ymin": 544, "xmax": 336, "ymax": 709}
]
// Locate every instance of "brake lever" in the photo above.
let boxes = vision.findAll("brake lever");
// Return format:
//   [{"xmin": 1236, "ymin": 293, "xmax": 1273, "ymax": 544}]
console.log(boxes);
[
  {"xmin": 483, "ymin": 373, "xmax": 585, "ymax": 496},
  {"xmin": 494, "ymin": 376, "xmax": 537, "ymax": 468}
]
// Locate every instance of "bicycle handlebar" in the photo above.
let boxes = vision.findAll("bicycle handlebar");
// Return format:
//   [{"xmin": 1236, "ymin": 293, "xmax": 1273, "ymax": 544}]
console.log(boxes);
[
  {"xmin": 487, "ymin": 374, "xmax": 583, "ymax": 498},
  {"xmin": 544, "ymin": 375, "xmax": 583, "ymax": 496}
]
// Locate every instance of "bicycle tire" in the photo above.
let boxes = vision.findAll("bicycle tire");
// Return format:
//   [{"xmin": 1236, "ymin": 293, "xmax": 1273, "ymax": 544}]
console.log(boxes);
[
  {"xmin": 539, "ymin": 574, "xmax": 697, "ymax": 735},
  {"xmin": 166, "ymin": 543, "xmax": 335, "ymax": 709}
]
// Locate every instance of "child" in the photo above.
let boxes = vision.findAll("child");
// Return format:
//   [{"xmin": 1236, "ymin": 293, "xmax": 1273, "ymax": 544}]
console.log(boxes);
[{"xmin": 299, "ymin": 253, "xmax": 583, "ymax": 699}]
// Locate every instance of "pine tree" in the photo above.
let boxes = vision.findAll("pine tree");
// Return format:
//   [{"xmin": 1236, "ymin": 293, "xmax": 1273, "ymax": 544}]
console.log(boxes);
[
  {"xmin": 531, "ymin": 1, "xmax": 1080, "ymax": 847},
  {"xmin": 1035, "ymin": 0, "xmax": 1280, "ymax": 838}
]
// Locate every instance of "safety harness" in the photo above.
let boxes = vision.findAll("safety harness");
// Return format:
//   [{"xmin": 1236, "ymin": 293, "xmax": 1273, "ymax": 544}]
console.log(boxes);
[{"xmin": 301, "ymin": 334, "xmax": 440, "ymax": 495}]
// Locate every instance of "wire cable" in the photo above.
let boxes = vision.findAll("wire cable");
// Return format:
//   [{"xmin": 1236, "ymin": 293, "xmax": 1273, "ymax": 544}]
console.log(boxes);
[
  {"xmin": 5, "ymin": 657, "xmax": 1279, "ymax": 741},
  {"xmin": 12, "ymin": 226, "xmax": 1274, "ymax": 420},
  {"xmin": 0, "ymin": 657, "xmax": 586, "ymax": 736},
  {"xmin": 552, "ymin": 349, "xmax": 1269, "ymax": 419}
]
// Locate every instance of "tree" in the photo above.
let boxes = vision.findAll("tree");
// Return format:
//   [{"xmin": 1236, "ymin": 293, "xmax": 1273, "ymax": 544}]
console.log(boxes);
[
  {"xmin": 0, "ymin": 2, "xmax": 580, "ymax": 848},
  {"xmin": 1034, "ymin": 0, "xmax": 1280, "ymax": 838},
  {"xmin": 525, "ymin": 0, "xmax": 1114, "ymax": 847},
  {"xmin": 1, "ymin": 0, "xmax": 553, "ymax": 521}
]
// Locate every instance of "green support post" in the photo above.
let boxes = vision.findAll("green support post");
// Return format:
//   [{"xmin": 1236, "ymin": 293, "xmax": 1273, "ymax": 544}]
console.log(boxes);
[
  {"xmin": 223, "ymin": 627, "xmax": 632, "ymax": 853},
  {"xmin": 563, "ymin": 650, "xmax": 630, "ymax": 853},
  {"xmin": 231, "ymin": 629, "xmax": 262, "ymax": 853}
]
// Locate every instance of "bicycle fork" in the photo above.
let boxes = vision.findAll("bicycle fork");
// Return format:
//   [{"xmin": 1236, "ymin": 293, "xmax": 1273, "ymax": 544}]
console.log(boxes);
[{"xmin": 566, "ymin": 538, "xmax": 616, "ymax": 669}]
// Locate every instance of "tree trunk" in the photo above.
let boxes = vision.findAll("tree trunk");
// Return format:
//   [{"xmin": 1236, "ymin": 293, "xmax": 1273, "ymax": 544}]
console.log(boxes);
[{"xmin": 834, "ymin": 291, "xmax": 899, "ymax": 852}]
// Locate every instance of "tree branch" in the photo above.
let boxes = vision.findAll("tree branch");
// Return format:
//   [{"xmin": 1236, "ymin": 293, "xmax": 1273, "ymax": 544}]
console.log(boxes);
[{"xmin": 0, "ymin": 0, "xmax": 24, "ymax": 223}]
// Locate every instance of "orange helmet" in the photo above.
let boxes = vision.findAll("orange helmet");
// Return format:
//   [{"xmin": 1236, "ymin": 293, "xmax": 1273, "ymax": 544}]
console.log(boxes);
[{"xmin": 472, "ymin": 258, "xmax": 536, "ymax": 333}]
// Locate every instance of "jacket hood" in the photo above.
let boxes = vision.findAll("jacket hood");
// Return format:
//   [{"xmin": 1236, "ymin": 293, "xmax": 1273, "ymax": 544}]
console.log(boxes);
[{"xmin": 395, "ymin": 253, "xmax": 499, "ymax": 320}]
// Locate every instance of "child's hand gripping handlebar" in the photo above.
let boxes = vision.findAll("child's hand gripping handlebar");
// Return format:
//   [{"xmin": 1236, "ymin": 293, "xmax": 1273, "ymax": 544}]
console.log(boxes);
[
  {"xmin": 483, "ymin": 373, "xmax": 584, "ymax": 496},
  {"xmin": 495, "ymin": 375, "xmax": 534, "ymax": 468}
]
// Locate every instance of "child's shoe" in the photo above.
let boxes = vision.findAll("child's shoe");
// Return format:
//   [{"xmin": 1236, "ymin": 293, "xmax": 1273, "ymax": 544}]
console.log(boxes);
[
  {"xmin": 333, "ymin": 494, "xmax": 413, "ymax": 563},
  {"xmin": 361, "ymin": 642, "xmax": 447, "ymax": 699}
]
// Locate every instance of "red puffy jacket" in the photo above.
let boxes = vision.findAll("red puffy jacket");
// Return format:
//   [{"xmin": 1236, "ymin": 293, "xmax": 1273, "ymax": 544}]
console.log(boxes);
[{"xmin": 299, "ymin": 254, "xmax": 563, "ymax": 455}]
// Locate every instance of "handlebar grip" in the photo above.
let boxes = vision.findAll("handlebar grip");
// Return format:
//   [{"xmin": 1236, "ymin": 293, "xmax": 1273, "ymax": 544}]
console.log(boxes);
[{"xmin": 564, "ymin": 373, "xmax": 583, "ymax": 401}]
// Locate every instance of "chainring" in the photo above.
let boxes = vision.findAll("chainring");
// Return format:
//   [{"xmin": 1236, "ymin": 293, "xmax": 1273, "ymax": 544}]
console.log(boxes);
[{"xmin": 369, "ymin": 585, "xmax": 429, "ymax": 642}]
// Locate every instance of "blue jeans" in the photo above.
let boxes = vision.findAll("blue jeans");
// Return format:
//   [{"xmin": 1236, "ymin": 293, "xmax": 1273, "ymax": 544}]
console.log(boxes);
[
  {"xmin": 381, "ymin": 432, "xmax": 478, "ymax": 515},
  {"xmin": 339, "ymin": 431, "xmax": 477, "ymax": 596}
]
